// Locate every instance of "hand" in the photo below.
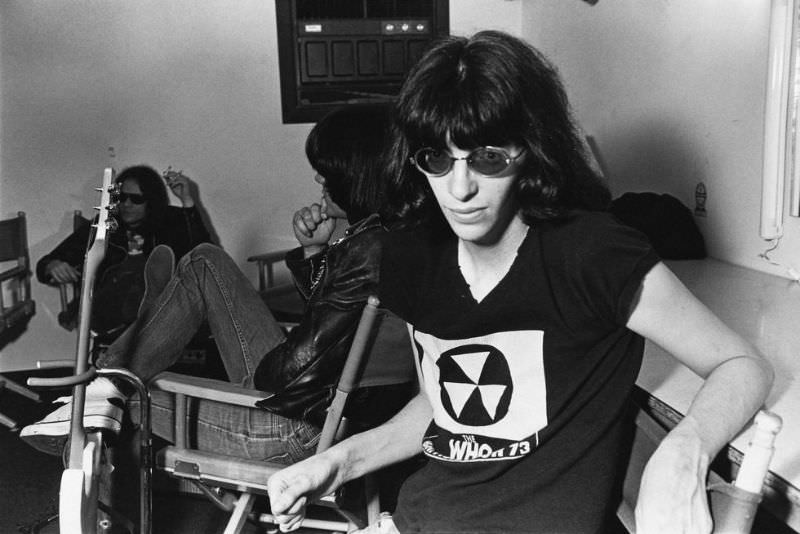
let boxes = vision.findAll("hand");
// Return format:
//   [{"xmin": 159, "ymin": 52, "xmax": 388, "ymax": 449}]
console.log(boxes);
[
  {"xmin": 292, "ymin": 198, "xmax": 337, "ymax": 255},
  {"xmin": 267, "ymin": 455, "xmax": 338, "ymax": 532},
  {"xmin": 45, "ymin": 260, "xmax": 80, "ymax": 284},
  {"xmin": 635, "ymin": 421, "xmax": 713, "ymax": 534},
  {"xmin": 163, "ymin": 168, "xmax": 196, "ymax": 208}
]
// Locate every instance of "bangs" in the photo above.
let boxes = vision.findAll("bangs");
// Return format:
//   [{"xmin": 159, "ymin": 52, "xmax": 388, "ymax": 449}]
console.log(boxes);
[
  {"xmin": 401, "ymin": 95, "xmax": 525, "ymax": 151},
  {"xmin": 398, "ymin": 49, "xmax": 526, "ymax": 151}
]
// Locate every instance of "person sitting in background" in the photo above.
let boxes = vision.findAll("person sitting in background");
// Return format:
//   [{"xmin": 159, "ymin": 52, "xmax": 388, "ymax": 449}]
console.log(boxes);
[
  {"xmin": 265, "ymin": 30, "xmax": 773, "ymax": 534},
  {"xmin": 22, "ymin": 104, "xmax": 415, "ymax": 473},
  {"xmin": 36, "ymin": 164, "xmax": 210, "ymax": 340}
]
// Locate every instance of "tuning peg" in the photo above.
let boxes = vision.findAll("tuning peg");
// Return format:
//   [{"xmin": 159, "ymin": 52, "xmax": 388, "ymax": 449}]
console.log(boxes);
[{"xmin": 93, "ymin": 206, "xmax": 101, "ymax": 211}]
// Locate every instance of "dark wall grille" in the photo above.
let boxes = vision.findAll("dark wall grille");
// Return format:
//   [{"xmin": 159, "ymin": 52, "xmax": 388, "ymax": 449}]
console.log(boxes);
[
  {"xmin": 276, "ymin": 0, "xmax": 449, "ymax": 123},
  {"xmin": 296, "ymin": 0, "xmax": 436, "ymax": 19}
]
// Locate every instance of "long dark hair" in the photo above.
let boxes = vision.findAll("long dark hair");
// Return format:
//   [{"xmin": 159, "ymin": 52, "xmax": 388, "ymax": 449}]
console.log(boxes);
[
  {"xmin": 388, "ymin": 30, "xmax": 610, "ymax": 228},
  {"xmin": 115, "ymin": 165, "xmax": 169, "ymax": 231},
  {"xmin": 305, "ymin": 103, "xmax": 393, "ymax": 224}
]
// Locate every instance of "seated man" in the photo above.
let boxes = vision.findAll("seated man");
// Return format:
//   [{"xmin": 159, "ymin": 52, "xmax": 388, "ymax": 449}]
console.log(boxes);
[
  {"xmin": 37, "ymin": 165, "xmax": 210, "ymax": 340},
  {"xmin": 266, "ymin": 31, "xmax": 773, "ymax": 534},
  {"xmin": 21, "ymin": 103, "xmax": 415, "ymax": 468}
]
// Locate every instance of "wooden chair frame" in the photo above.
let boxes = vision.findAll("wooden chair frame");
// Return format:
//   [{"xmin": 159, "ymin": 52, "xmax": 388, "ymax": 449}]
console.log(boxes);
[
  {"xmin": 247, "ymin": 248, "xmax": 304, "ymax": 325},
  {"xmin": 618, "ymin": 387, "xmax": 783, "ymax": 533},
  {"xmin": 152, "ymin": 296, "xmax": 389, "ymax": 534},
  {"xmin": 0, "ymin": 211, "xmax": 39, "ymax": 430},
  {"xmin": 0, "ymin": 211, "xmax": 36, "ymax": 335}
]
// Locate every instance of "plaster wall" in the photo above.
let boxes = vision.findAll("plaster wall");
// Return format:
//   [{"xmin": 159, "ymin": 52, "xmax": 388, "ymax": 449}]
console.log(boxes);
[{"xmin": 522, "ymin": 1, "xmax": 800, "ymax": 279}]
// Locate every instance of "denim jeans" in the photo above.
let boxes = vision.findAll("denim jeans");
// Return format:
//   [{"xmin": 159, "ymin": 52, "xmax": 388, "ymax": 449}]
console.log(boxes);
[{"xmin": 100, "ymin": 243, "xmax": 320, "ymax": 463}]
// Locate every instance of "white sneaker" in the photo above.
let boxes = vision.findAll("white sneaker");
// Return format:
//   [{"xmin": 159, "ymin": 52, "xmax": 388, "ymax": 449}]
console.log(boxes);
[{"xmin": 19, "ymin": 377, "xmax": 126, "ymax": 456}]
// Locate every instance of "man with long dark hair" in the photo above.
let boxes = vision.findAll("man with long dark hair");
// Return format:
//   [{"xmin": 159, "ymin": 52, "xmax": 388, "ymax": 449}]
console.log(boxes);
[
  {"xmin": 36, "ymin": 165, "xmax": 210, "ymax": 338},
  {"xmin": 267, "ymin": 31, "xmax": 772, "ymax": 534}
]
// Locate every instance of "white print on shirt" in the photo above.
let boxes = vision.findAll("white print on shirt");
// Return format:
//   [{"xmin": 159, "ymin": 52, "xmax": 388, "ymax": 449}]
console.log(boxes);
[
  {"xmin": 421, "ymin": 432, "xmax": 540, "ymax": 462},
  {"xmin": 413, "ymin": 329, "xmax": 547, "ymax": 462}
]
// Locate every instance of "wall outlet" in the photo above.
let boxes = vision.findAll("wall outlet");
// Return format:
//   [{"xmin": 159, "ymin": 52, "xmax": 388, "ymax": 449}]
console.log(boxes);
[{"xmin": 694, "ymin": 183, "xmax": 707, "ymax": 217}]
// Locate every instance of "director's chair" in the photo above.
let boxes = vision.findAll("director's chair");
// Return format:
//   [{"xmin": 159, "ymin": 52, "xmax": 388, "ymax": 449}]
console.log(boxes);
[
  {"xmin": 618, "ymin": 387, "xmax": 783, "ymax": 534},
  {"xmin": 152, "ymin": 296, "xmax": 414, "ymax": 534}
]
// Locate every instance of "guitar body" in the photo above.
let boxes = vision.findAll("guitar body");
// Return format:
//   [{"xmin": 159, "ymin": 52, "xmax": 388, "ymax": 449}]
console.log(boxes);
[
  {"xmin": 60, "ymin": 432, "xmax": 105, "ymax": 533},
  {"xmin": 58, "ymin": 168, "xmax": 118, "ymax": 534}
]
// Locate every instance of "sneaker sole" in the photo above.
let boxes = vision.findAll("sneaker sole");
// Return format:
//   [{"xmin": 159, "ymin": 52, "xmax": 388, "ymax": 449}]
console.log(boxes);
[
  {"xmin": 19, "ymin": 434, "xmax": 68, "ymax": 457},
  {"xmin": 20, "ymin": 414, "xmax": 122, "ymax": 437}
]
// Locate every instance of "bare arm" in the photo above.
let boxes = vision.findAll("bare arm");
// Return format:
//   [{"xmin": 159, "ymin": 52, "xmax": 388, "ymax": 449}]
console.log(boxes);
[
  {"xmin": 626, "ymin": 262, "xmax": 774, "ymax": 533},
  {"xmin": 267, "ymin": 390, "xmax": 432, "ymax": 530}
]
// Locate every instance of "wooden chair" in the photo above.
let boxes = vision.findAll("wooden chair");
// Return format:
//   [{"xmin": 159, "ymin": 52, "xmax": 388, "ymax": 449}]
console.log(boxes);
[
  {"xmin": 617, "ymin": 387, "xmax": 783, "ymax": 533},
  {"xmin": 0, "ymin": 211, "xmax": 36, "ymax": 335},
  {"xmin": 0, "ymin": 211, "xmax": 40, "ymax": 430},
  {"xmin": 247, "ymin": 248, "xmax": 304, "ymax": 325},
  {"xmin": 152, "ymin": 296, "xmax": 414, "ymax": 534}
]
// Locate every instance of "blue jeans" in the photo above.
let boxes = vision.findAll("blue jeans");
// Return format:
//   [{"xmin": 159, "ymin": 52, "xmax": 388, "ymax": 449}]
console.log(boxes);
[{"xmin": 99, "ymin": 244, "xmax": 320, "ymax": 463}]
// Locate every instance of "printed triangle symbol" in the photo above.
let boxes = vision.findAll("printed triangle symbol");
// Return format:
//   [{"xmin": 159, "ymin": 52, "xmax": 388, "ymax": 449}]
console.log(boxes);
[
  {"xmin": 443, "ymin": 382, "xmax": 478, "ymax": 417},
  {"xmin": 477, "ymin": 384, "xmax": 507, "ymax": 419},
  {"xmin": 451, "ymin": 351, "xmax": 490, "ymax": 384}
]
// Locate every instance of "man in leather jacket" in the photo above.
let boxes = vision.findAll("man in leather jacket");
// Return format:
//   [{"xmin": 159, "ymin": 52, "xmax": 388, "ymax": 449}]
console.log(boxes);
[{"xmin": 21, "ymin": 103, "xmax": 415, "ymax": 465}]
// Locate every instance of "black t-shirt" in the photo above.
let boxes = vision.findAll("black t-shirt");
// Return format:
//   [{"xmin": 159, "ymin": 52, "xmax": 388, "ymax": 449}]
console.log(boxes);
[{"xmin": 379, "ymin": 211, "xmax": 659, "ymax": 534}]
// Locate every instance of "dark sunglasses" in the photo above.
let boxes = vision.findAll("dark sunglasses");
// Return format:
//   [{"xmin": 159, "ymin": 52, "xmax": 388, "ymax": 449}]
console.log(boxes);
[
  {"xmin": 118, "ymin": 192, "xmax": 147, "ymax": 205},
  {"xmin": 410, "ymin": 146, "xmax": 525, "ymax": 177}
]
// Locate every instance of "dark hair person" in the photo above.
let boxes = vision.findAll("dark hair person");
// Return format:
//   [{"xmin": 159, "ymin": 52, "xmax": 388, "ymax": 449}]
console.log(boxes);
[
  {"xmin": 113, "ymin": 165, "xmax": 170, "ymax": 231},
  {"xmin": 387, "ymin": 31, "xmax": 610, "ymax": 230},
  {"xmin": 267, "ymin": 31, "xmax": 772, "ymax": 534},
  {"xmin": 35, "ymin": 164, "xmax": 210, "ymax": 338},
  {"xmin": 306, "ymin": 102, "xmax": 392, "ymax": 224}
]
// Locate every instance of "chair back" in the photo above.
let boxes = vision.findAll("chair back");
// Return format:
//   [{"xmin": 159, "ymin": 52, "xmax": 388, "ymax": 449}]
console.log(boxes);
[
  {"xmin": 0, "ymin": 212, "xmax": 35, "ymax": 334},
  {"xmin": 0, "ymin": 211, "xmax": 28, "ymax": 264},
  {"xmin": 317, "ymin": 295, "xmax": 381, "ymax": 453}
]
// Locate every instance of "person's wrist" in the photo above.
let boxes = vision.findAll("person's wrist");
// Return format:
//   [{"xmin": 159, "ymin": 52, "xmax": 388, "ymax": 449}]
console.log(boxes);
[{"xmin": 302, "ymin": 244, "xmax": 326, "ymax": 259}]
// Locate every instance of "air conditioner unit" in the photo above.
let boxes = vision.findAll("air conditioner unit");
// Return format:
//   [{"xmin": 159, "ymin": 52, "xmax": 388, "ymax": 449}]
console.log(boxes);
[{"xmin": 276, "ymin": 0, "xmax": 449, "ymax": 123}]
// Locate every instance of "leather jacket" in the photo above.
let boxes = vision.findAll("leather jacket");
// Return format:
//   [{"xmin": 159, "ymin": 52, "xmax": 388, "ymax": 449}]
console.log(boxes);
[
  {"xmin": 36, "ymin": 206, "xmax": 210, "ymax": 335},
  {"xmin": 254, "ymin": 215, "xmax": 407, "ymax": 427}
]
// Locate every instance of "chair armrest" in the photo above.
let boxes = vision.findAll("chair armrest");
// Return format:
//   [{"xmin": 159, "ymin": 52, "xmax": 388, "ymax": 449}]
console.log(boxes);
[
  {"xmin": 247, "ymin": 248, "xmax": 293, "ymax": 293},
  {"xmin": 246, "ymin": 249, "xmax": 292, "ymax": 264},
  {"xmin": 0, "ymin": 264, "xmax": 26, "ymax": 282},
  {"xmin": 151, "ymin": 371, "xmax": 274, "ymax": 408},
  {"xmin": 158, "ymin": 446, "xmax": 283, "ymax": 491}
]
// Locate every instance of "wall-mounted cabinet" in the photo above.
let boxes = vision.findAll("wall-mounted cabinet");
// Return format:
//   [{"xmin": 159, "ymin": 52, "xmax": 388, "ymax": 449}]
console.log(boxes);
[{"xmin": 276, "ymin": 0, "xmax": 449, "ymax": 123}]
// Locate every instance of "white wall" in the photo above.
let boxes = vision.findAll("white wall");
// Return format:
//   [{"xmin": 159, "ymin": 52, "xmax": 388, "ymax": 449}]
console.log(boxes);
[
  {"xmin": 521, "ymin": 0, "xmax": 800, "ymax": 279},
  {"xmin": 0, "ymin": 0, "xmax": 522, "ymax": 371}
]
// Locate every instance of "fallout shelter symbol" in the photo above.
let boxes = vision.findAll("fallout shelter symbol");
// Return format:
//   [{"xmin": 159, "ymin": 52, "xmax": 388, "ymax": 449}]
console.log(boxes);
[{"xmin": 437, "ymin": 343, "xmax": 513, "ymax": 426}]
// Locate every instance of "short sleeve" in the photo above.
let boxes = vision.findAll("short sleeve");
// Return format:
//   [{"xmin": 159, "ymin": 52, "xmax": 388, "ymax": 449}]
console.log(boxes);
[{"xmin": 546, "ymin": 212, "xmax": 660, "ymax": 326}]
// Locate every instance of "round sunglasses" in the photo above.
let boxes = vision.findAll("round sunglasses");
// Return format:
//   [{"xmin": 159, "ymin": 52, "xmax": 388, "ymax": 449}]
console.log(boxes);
[
  {"xmin": 118, "ymin": 192, "xmax": 147, "ymax": 205},
  {"xmin": 410, "ymin": 146, "xmax": 525, "ymax": 177}
]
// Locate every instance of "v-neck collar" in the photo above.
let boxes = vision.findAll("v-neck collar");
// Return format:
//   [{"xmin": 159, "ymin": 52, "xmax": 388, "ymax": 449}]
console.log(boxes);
[{"xmin": 452, "ymin": 225, "xmax": 533, "ymax": 305}]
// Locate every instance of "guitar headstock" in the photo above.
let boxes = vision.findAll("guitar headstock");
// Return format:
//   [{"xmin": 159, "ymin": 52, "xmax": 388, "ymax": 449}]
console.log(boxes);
[{"xmin": 92, "ymin": 167, "xmax": 119, "ymax": 245}]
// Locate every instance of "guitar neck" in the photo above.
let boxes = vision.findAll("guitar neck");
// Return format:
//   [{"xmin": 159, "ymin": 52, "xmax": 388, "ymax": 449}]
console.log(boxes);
[{"xmin": 67, "ymin": 167, "xmax": 116, "ymax": 468}]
